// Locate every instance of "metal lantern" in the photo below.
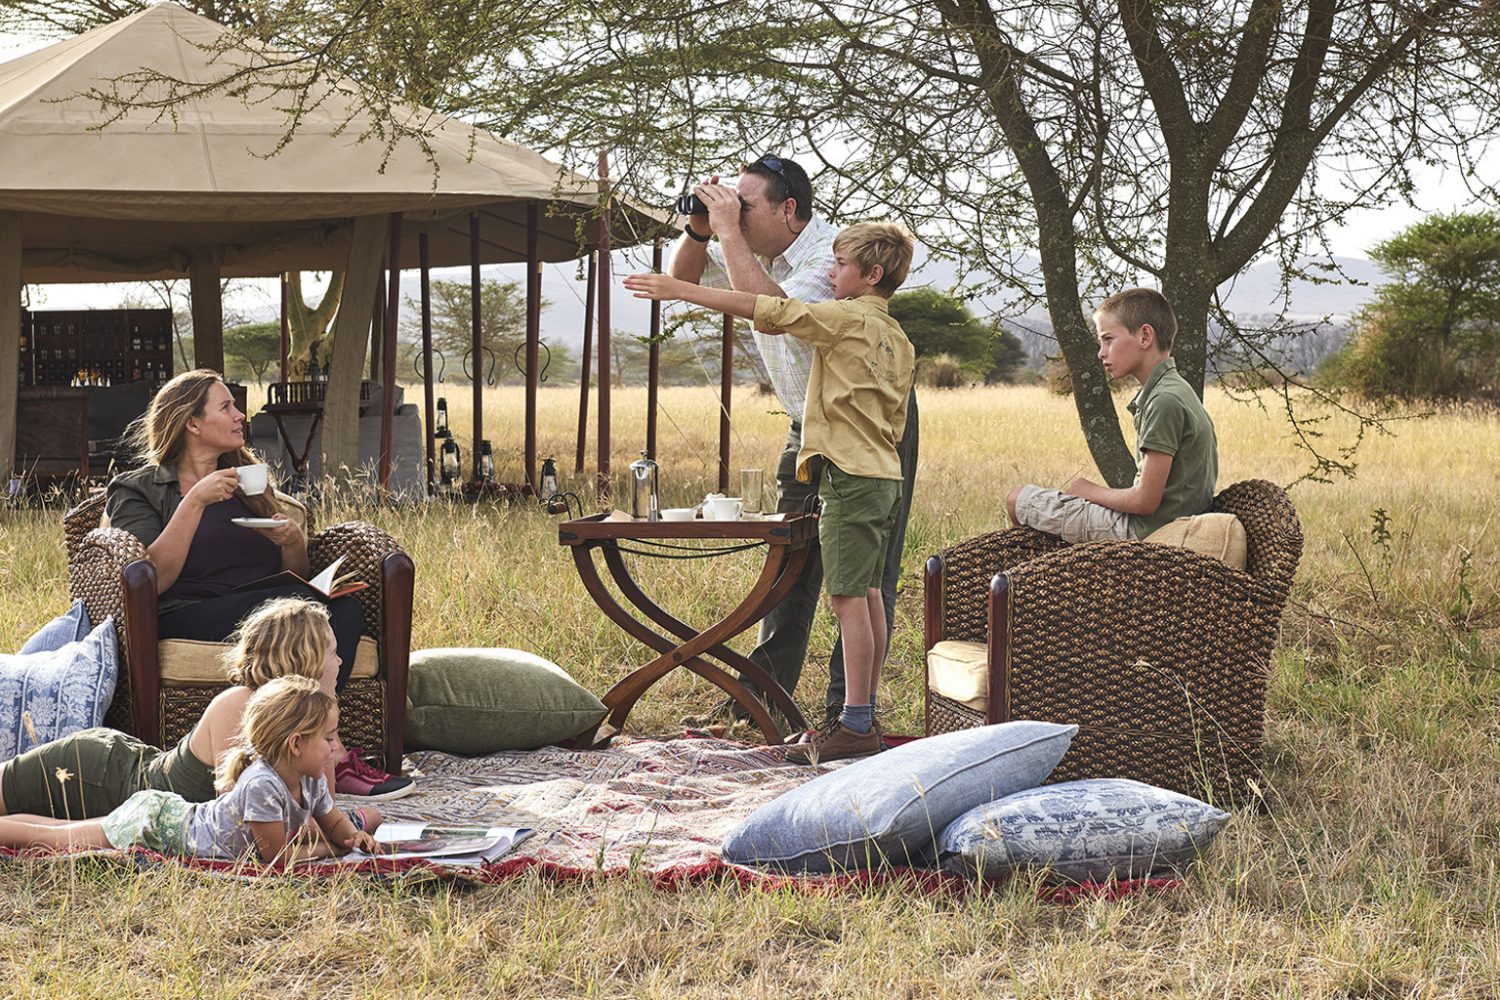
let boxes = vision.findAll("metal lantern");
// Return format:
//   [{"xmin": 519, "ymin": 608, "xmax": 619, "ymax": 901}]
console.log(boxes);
[
  {"xmin": 479, "ymin": 440, "xmax": 495, "ymax": 483},
  {"xmin": 539, "ymin": 456, "xmax": 559, "ymax": 498},
  {"xmin": 439, "ymin": 437, "xmax": 462, "ymax": 490},
  {"xmin": 434, "ymin": 396, "xmax": 451, "ymax": 438}
]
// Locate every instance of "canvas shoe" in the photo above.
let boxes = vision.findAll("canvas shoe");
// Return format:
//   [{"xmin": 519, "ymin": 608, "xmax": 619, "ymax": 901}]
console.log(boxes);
[
  {"xmin": 784, "ymin": 720, "xmax": 881, "ymax": 765},
  {"xmin": 335, "ymin": 749, "xmax": 414, "ymax": 801}
]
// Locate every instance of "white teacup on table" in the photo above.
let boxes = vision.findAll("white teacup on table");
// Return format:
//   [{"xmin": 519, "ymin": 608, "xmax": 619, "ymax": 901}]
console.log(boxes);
[
  {"xmin": 704, "ymin": 496, "xmax": 744, "ymax": 521},
  {"xmin": 235, "ymin": 463, "xmax": 269, "ymax": 496},
  {"xmin": 660, "ymin": 507, "xmax": 697, "ymax": 522}
]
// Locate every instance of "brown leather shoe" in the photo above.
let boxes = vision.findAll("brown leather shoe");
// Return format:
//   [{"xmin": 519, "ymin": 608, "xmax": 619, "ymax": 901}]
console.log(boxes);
[{"xmin": 785, "ymin": 722, "xmax": 881, "ymax": 764}]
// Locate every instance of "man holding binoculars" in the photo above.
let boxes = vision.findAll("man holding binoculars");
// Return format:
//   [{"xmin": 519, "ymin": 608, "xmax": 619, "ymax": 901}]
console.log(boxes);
[{"xmin": 669, "ymin": 154, "xmax": 920, "ymax": 735}]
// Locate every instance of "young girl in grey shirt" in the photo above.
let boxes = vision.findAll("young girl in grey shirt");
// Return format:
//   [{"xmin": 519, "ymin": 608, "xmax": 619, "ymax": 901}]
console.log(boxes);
[{"xmin": 0, "ymin": 676, "xmax": 375, "ymax": 864}]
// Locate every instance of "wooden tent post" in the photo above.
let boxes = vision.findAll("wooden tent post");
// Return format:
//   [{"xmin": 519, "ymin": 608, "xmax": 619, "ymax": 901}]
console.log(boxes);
[
  {"xmin": 469, "ymin": 213, "xmax": 483, "ymax": 483},
  {"xmin": 525, "ymin": 202, "xmax": 541, "ymax": 493},
  {"xmin": 575, "ymin": 251, "xmax": 595, "ymax": 474},
  {"xmin": 420, "ymin": 233, "xmax": 435, "ymax": 495},
  {"xmin": 719, "ymin": 312, "xmax": 734, "ymax": 492},
  {"xmin": 369, "ymin": 270, "xmax": 385, "ymax": 382},
  {"xmin": 596, "ymin": 152, "xmax": 612, "ymax": 502},
  {"xmin": 0, "ymin": 212, "xmax": 20, "ymax": 487},
  {"xmin": 279, "ymin": 273, "xmax": 290, "ymax": 382},
  {"xmin": 378, "ymin": 212, "xmax": 402, "ymax": 492},
  {"xmin": 188, "ymin": 252, "xmax": 224, "ymax": 373},
  {"xmin": 321, "ymin": 215, "xmax": 385, "ymax": 480},
  {"xmin": 646, "ymin": 241, "xmax": 662, "ymax": 459}
]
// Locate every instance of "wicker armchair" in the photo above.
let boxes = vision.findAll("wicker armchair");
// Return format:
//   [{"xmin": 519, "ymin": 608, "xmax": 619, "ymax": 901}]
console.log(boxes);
[
  {"xmin": 64, "ymin": 492, "xmax": 414, "ymax": 771},
  {"xmin": 922, "ymin": 479, "xmax": 1302, "ymax": 805}
]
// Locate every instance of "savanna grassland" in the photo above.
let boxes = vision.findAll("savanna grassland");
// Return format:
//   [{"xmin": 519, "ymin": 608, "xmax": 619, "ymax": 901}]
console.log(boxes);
[{"xmin": 1, "ymin": 383, "xmax": 1497, "ymax": 998}]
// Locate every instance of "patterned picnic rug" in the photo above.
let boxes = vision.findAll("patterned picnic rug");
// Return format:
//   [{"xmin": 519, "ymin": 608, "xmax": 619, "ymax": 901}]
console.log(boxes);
[
  {"xmin": 377, "ymin": 736, "xmax": 827, "ymax": 875},
  {"xmin": 1, "ymin": 735, "xmax": 1183, "ymax": 900}
]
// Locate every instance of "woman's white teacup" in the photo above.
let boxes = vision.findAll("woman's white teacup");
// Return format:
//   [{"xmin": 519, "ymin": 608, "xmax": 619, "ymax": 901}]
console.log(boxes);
[
  {"xmin": 704, "ymin": 496, "xmax": 744, "ymax": 520},
  {"xmin": 661, "ymin": 507, "xmax": 697, "ymax": 522},
  {"xmin": 235, "ymin": 463, "xmax": 269, "ymax": 496}
]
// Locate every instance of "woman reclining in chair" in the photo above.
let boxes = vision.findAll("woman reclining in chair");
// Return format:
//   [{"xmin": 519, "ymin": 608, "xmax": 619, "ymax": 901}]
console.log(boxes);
[{"xmin": 0, "ymin": 599, "xmax": 389, "ymax": 831}]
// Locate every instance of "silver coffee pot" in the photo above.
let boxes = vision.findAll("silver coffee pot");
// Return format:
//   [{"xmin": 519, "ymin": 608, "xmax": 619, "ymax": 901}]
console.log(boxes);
[{"xmin": 629, "ymin": 451, "xmax": 660, "ymax": 521}]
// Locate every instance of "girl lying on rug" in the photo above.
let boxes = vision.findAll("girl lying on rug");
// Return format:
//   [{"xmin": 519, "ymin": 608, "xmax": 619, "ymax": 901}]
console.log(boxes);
[
  {"xmin": 0, "ymin": 598, "xmax": 387, "ymax": 835},
  {"xmin": 0, "ymin": 675, "xmax": 377, "ymax": 863}
]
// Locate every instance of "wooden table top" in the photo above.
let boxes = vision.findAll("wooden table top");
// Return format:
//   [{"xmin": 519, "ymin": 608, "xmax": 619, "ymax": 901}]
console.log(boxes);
[{"xmin": 558, "ymin": 511, "xmax": 817, "ymax": 547}]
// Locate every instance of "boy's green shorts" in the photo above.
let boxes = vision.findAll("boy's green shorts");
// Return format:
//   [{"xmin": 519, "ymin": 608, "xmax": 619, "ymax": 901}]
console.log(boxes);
[{"xmin": 817, "ymin": 463, "xmax": 901, "ymax": 597}]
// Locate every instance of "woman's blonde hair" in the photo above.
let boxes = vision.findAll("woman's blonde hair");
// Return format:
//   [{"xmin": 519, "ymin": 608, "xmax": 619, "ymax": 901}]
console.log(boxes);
[
  {"xmin": 127, "ymin": 368, "xmax": 277, "ymax": 516},
  {"xmin": 215, "ymin": 675, "xmax": 336, "ymax": 793},
  {"xmin": 221, "ymin": 597, "xmax": 332, "ymax": 688}
]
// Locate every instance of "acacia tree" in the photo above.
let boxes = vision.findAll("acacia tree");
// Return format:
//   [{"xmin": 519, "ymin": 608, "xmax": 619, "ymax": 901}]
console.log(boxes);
[
  {"xmin": 1326, "ymin": 210, "xmax": 1500, "ymax": 400},
  {"xmin": 11, "ymin": 0, "xmax": 1500, "ymax": 482}
]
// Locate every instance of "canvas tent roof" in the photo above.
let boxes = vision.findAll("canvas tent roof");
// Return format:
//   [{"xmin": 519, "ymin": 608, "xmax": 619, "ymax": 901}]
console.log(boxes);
[{"xmin": 0, "ymin": 2, "xmax": 667, "ymax": 281}]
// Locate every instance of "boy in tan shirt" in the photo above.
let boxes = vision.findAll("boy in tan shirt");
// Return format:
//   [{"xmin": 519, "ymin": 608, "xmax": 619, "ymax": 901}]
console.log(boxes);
[{"xmin": 625, "ymin": 222, "xmax": 916, "ymax": 762}]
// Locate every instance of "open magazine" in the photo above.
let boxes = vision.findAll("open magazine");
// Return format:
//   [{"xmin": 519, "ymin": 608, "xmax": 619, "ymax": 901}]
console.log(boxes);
[
  {"xmin": 234, "ymin": 554, "xmax": 369, "ymax": 600},
  {"xmin": 346, "ymin": 822, "xmax": 534, "ymax": 865}
]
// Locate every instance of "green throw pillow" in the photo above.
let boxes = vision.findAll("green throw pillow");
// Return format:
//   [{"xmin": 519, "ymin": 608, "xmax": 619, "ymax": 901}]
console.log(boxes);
[{"xmin": 405, "ymin": 648, "xmax": 606, "ymax": 753}]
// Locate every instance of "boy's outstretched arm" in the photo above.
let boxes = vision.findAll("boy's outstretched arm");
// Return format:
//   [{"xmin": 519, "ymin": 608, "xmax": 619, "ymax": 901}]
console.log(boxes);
[
  {"xmin": 1065, "ymin": 450, "xmax": 1173, "ymax": 516},
  {"xmin": 623, "ymin": 272, "xmax": 758, "ymax": 322}
]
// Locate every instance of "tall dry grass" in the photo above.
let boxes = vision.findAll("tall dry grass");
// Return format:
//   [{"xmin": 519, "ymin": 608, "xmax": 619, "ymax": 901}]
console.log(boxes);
[{"xmin": 1, "ymin": 384, "xmax": 1498, "ymax": 997}]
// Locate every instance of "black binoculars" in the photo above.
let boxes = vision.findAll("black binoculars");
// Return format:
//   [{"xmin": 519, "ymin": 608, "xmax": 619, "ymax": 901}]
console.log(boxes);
[{"xmin": 675, "ymin": 190, "xmax": 747, "ymax": 216}]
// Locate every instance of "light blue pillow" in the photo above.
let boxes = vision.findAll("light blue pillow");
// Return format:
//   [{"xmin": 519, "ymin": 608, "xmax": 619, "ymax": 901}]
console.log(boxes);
[
  {"xmin": 18, "ymin": 599, "xmax": 92, "ymax": 655},
  {"xmin": 939, "ymin": 778, "xmax": 1230, "ymax": 883},
  {"xmin": 722, "ymin": 721, "xmax": 1076, "ymax": 873},
  {"xmin": 0, "ymin": 618, "xmax": 119, "ymax": 762}
]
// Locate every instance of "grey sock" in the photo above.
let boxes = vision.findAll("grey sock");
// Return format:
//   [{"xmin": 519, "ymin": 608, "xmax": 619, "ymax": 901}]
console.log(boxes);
[{"xmin": 840, "ymin": 702, "xmax": 874, "ymax": 734}]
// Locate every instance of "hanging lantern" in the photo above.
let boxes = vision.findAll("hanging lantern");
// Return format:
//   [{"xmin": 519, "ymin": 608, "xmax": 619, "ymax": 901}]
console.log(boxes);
[
  {"xmin": 479, "ymin": 440, "xmax": 495, "ymax": 483},
  {"xmin": 434, "ymin": 396, "xmax": 451, "ymax": 438},
  {"xmin": 439, "ymin": 437, "xmax": 462, "ymax": 490}
]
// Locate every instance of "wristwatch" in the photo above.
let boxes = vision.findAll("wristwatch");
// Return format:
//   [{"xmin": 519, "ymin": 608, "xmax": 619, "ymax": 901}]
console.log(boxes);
[{"xmin": 683, "ymin": 223, "xmax": 711, "ymax": 243}]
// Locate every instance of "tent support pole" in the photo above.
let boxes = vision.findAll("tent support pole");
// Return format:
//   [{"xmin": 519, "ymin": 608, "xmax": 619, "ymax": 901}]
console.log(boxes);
[
  {"xmin": 469, "ymin": 213, "xmax": 482, "ymax": 483},
  {"xmin": 525, "ymin": 202, "xmax": 541, "ymax": 494},
  {"xmin": 646, "ymin": 241, "xmax": 662, "ymax": 458},
  {"xmin": 574, "ymin": 251, "xmax": 595, "ymax": 475},
  {"xmin": 596, "ymin": 152, "xmax": 612, "ymax": 503},
  {"xmin": 420, "ymin": 234, "xmax": 435, "ymax": 496},
  {"xmin": 378, "ymin": 212, "xmax": 402, "ymax": 494},
  {"xmin": 719, "ymin": 312, "xmax": 734, "ymax": 492},
  {"xmin": 369, "ymin": 270, "xmax": 385, "ymax": 382},
  {"xmin": 188, "ymin": 252, "xmax": 224, "ymax": 374},
  {"xmin": 0, "ymin": 212, "xmax": 20, "ymax": 488},
  {"xmin": 279, "ymin": 273, "xmax": 290, "ymax": 382}
]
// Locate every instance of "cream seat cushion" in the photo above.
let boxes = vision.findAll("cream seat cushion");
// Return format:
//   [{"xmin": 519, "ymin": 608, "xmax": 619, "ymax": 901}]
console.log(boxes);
[
  {"xmin": 158, "ymin": 635, "xmax": 379, "ymax": 684},
  {"xmin": 926, "ymin": 639, "xmax": 991, "ymax": 712},
  {"xmin": 1144, "ymin": 512, "xmax": 1247, "ymax": 569}
]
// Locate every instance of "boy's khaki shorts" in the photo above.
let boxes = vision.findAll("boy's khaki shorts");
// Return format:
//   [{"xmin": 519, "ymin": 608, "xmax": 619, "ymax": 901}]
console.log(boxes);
[
  {"xmin": 818, "ymin": 464, "xmax": 901, "ymax": 597},
  {"xmin": 1013, "ymin": 485, "xmax": 1133, "ymax": 544}
]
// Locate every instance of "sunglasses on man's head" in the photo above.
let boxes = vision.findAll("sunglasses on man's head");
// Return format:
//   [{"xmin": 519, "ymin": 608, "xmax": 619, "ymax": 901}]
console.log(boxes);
[{"xmin": 757, "ymin": 154, "xmax": 788, "ymax": 177}]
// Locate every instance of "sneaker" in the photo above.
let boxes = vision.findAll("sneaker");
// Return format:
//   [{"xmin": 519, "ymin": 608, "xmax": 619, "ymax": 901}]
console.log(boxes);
[
  {"xmin": 335, "ymin": 749, "xmax": 414, "ymax": 801},
  {"xmin": 784, "ymin": 721, "xmax": 881, "ymax": 764}
]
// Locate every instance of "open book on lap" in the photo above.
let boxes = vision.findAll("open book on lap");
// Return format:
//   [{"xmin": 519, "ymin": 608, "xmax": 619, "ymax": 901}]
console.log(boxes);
[{"xmin": 234, "ymin": 554, "xmax": 369, "ymax": 600}]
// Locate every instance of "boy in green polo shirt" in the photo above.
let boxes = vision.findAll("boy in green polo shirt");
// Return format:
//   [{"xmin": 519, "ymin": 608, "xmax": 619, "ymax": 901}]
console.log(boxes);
[
  {"xmin": 1005, "ymin": 288, "xmax": 1217, "ymax": 542},
  {"xmin": 624, "ymin": 222, "xmax": 916, "ymax": 763}
]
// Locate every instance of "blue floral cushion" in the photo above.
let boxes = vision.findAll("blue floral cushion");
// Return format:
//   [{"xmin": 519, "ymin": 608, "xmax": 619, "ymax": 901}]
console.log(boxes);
[
  {"xmin": 18, "ymin": 599, "xmax": 92, "ymax": 655},
  {"xmin": 722, "ymin": 721, "xmax": 1076, "ymax": 873},
  {"xmin": 0, "ymin": 618, "xmax": 119, "ymax": 762},
  {"xmin": 939, "ymin": 778, "xmax": 1230, "ymax": 883}
]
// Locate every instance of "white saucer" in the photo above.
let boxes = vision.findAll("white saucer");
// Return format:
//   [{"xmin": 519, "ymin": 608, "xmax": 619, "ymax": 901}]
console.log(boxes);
[{"xmin": 230, "ymin": 517, "xmax": 283, "ymax": 528}]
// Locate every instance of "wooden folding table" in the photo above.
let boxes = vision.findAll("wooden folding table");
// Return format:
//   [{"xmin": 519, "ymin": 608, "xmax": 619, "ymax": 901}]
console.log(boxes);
[{"xmin": 559, "ymin": 512, "xmax": 818, "ymax": 748}]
